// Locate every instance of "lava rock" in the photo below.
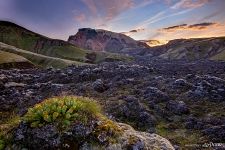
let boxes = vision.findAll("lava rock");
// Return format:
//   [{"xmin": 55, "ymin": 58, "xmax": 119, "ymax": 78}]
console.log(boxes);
[
  {"xmin": 14, "ymin": 123, "xmax": 60, "ymax": 149},
  {"xmin": 166, "ymin": 100, "xmax": 189, "ymax": 115},
  {"xmin": 92, "ymin": 79, "xmax": 109, "ymax": 93},
  {"xmin": 172, "ymin": 79, "xmax": 192, "ymax": 89},
  {"xmin": 0, "ymin": 80, "xmax": 5, "ymax": 90},
  {"xmin": 203, "ymin": 125, "xmax": 225, "ymax": 142},
  {"xmin": 144, "ymin": 86, "xmax": 169, "ymax": 103}
]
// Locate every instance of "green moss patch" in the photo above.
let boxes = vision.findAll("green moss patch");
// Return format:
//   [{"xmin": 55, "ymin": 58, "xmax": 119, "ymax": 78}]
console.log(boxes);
[{"xmin": 23, "ymin": 96, "xmax": 102, "ymax": 128}]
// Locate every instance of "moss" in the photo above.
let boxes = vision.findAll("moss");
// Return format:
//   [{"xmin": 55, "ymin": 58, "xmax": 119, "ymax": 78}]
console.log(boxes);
[
  {"xmin": 23, "ymin": 96, "xmax": 102, "ymax": 128},
  {"xmin": 93, "ymin": 118, "xmax": 122, "ymax": 144},
  {"xmin": 156, "ymin": 121, "xmax": 208, "ymax": 149},
  {"xmin": 128, "ymin": 135, "xmax": 139, "ymax": 145},
  {"xmin": 0, "ymin": 139, "xmax": 4, "ymax": 150},
  {"xmin": 0, "ymin": 113, "xmax": 21, "ymax": 149}
]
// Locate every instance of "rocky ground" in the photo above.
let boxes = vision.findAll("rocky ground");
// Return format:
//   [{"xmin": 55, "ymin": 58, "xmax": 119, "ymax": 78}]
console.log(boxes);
[{"xmin": 1, "ymin": 58, "xmax": 225, "ymax": 149}]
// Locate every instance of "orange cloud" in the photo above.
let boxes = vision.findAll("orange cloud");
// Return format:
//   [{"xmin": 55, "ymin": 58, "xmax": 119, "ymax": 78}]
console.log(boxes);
[
  {"xmin": 151, "ymin": 22, "xmax": 225, "ymax": 41},
  {"xmin": 160, "ymin": 22, "xmax": 220, "ymax": 32}
]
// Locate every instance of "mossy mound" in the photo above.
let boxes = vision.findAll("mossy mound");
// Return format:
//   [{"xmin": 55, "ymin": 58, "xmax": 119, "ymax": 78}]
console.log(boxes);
[
  {"xmin": 8, "ymin": 96, "xmax": 174, "ymax": 150},
  {"xmin": 23, "ymin": 96, "xmax": 102, "ymax": 128},
  {"xmin": 12, "ymin": 96, "xmax": 123, "ymax": 149}
]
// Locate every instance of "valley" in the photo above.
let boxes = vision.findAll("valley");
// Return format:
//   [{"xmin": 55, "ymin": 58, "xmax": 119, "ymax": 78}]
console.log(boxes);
[{"xmin": 0, "ymin": 21, "xmax": 225, "ymax": 150}]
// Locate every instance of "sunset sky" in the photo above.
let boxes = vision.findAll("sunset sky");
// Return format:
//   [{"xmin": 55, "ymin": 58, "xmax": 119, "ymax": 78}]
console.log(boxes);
[{"xmin": 0, "ymin": 0, "xmax": 225, "ymax": 41}]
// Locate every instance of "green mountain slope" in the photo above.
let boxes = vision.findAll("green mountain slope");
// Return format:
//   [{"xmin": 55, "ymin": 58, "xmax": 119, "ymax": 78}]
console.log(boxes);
[
  {"xmin": 0, "ymin": 21, "xmax": 130, "ymax": 67},
  {"xmin": 158, "ymin": 37, "xmax": 225, "ymax": 60},
  {"xmin": 0, "ymin": 42, "xmax": 88, "ymax": 68}
]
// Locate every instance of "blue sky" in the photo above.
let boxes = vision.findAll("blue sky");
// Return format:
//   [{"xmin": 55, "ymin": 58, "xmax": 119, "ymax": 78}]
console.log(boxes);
[{"xmin": 0, "ymin": 0, "xmax": 225, "ymax": 41}]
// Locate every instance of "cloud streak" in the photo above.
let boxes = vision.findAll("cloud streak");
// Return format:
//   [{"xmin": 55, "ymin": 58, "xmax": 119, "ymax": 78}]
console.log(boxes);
[
  {"xmin": 121, "ymin": 28, "xmax": 145, "ymax": 36},
  {"xmin": 160, "ymin": 22, "xmax": 220, "ymax": 32},
  {"xmin": 171, "ymin": 0, "xmax": 212, "ymax": 9}
]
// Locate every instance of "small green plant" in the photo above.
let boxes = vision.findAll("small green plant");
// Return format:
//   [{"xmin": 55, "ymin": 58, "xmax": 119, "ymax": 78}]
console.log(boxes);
[
  {"xmin": 0, "ymin": 139, "xmax": 4, "ymax": 150},
  {"xmin": 23, "ymin": 96, "xmax": 102, "ymax": 128}
]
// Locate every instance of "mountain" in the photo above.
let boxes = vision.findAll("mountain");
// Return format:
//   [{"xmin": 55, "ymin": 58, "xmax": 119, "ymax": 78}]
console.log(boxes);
[
  {"xmin": 68, "ymin": 28, "xmax": 149, "ymax": 53},
  {"xmin": 0, "ymin": 21, "xmax": 130, "ymax": 68},
  {"xmin": 67, "ymin": 28, "xmax": 225, "ymax": 61},
  {"xmin": 138, "ymin": 37, "xmax": 225, "ymax": 61}
]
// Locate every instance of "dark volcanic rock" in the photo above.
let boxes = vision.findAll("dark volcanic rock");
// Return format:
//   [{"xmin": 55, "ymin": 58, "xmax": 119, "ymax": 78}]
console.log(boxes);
[
  {"xmin": 92, "ymin": 79, "xmax": 109, "ymax": 93},
  {"xmin": 0, "ymin": 80, "xmax": 4, "ymax": 90},
  {"xmin": 203, "ymin": 125, "xmax": 225, "ymax": 142},
  {"xmin": 1, "ymin": 58, "xmax": 225, "ymax": 148},
  {"xmin": 14, "ymin": 123, "xmax": 60, "ymax": 149},
  {"xmin": 144, "ymin": 86, "xmax": 169, "ymax": 103},
  {"xmin": 166, "ymin": 100, "xmax": 189, "ymax": 115},
  {"xmin": 14, "ymin": 121, "xmax": 97, "ymax": 150}
]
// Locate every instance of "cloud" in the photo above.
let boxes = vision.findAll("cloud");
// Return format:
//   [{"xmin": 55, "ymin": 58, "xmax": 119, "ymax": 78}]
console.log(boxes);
[
  {"xmin": 74, "ymin": 13, "xmax": 86, "ymax": 23},
  {"xmin": 130, "ymin": 28, "xmax": 145, "ymax": 32},
  {"xmin": 136, "ymin": 8, "xmax": 192, "ymax": 29},
  {"xmin": 150, "ymin": 22, "xmax": 225, "ymax": 41},
  {"xmin": 162, "ymin": 24, "xmax": 188, "ymax": 31},
  {"xmin": 201, "ymin": 10, "xmax": 223, "ymax": 21},
  {"xmin": 160, "ymin": 22, "xmax": 220, "ymax": 32},
  {"xmin": 188, "ymin": 22, "xmax": 219, "ymax": 30},
  {"xmin": 81, "ymin": 0, "xmax": 97, "ymax": 15},
  {"xmin": 121, "ymin": 28, "xmax": 145, "ymax": 36},
  {"xmin": 81, "ymin": 0, "xmax": 134, "ymax": 22},
  {"xmin": 171, "ymin": 0, "xmax": 212, "ymax": 9}
]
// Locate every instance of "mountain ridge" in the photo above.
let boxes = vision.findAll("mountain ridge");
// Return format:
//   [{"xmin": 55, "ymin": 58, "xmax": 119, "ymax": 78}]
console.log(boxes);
[
  {"xmin": 0, "ymin": 21, "xmax": 131, "ymax": 68},
  {"xmin": 68, "ymin": 28, "xmax": 149, "ymax": 53}
]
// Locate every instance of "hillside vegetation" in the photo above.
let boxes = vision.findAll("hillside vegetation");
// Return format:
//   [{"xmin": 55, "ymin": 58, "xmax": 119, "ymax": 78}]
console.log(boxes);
[
  {"xmin": 0, "ymin": 21, "xmax": 131, "ymax": 68},
  {"xmin": 0, "ymin": 42, "xmax": 88, "ymax": 68},
  {"xmin": 158, "ymin": 37, "xmax": 225, "ymax": 60}
]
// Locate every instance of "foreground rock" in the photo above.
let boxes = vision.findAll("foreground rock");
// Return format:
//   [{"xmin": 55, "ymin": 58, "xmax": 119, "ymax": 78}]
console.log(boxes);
[
  {"xmin": 13, "ymin": 122, "xmax": 174, "ymax": 150},
  {"xmin": 9, "ymin": 96, "xmax": 174, "ymax": 150}
]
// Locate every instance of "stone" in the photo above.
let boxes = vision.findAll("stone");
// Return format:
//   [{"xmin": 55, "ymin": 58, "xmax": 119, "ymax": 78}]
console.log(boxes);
[
  {"xmin": 4, "ymin": 82, "xmax": 26, "ymax": 88},
  {"xmin": 92, "ymin": 79, "xmax": 109, "ymax": 93}
]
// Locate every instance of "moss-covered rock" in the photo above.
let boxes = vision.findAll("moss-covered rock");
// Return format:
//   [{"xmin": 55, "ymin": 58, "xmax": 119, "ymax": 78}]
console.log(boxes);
[{"xmin": 12, "ymin": 96, "xmax": 174, "ymax": 150}]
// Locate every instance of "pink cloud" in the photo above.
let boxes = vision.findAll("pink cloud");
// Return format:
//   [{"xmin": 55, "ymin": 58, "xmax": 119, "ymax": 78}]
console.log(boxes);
[
  {"xmin": 171, "ymin": 0, "xmax": 212, "ymax": 9},
  {"xmin": 80, "ymin": 0, "xmax": 136, "ymax": 21},
  {"xmin": 75, "ymin": 13, "xmax": 86, "ymax": 23}
]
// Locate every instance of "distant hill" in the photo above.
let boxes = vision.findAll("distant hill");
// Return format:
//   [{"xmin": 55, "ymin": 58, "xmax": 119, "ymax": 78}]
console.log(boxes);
[
  {"xmin": 0, "ymin": 21, "xmax": 131, "ymax": 68},
  {"xmin": 138, "ymin": 37, "xmax": 225, "ymax": 61},
  {"xmin": 68, "ymin": 28, "xmax": 149, "ymax": 53}
]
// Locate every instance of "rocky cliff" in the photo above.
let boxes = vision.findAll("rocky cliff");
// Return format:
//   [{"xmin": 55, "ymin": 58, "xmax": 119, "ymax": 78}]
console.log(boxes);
[{"xmin": 68, "ymin": 28, "xmax": 149, "ymax": 53}]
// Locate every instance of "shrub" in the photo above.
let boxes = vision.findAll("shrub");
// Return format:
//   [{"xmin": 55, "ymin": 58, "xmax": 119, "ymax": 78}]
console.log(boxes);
[{"xmin": 23, "ymin": 96, "xmax": 102, "ymax": 128}]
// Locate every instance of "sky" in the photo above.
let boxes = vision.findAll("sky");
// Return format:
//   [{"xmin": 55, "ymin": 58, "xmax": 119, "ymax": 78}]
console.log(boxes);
[{"xmin": 0, "ymin": 0, "xmax": 225, "ymax": 41}]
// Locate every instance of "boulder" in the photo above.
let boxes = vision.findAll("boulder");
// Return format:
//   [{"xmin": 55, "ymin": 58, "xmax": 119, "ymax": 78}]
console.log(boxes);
[{"xmin": 92, "ymin": 79, "xmax": 109, "ymax": 93}]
